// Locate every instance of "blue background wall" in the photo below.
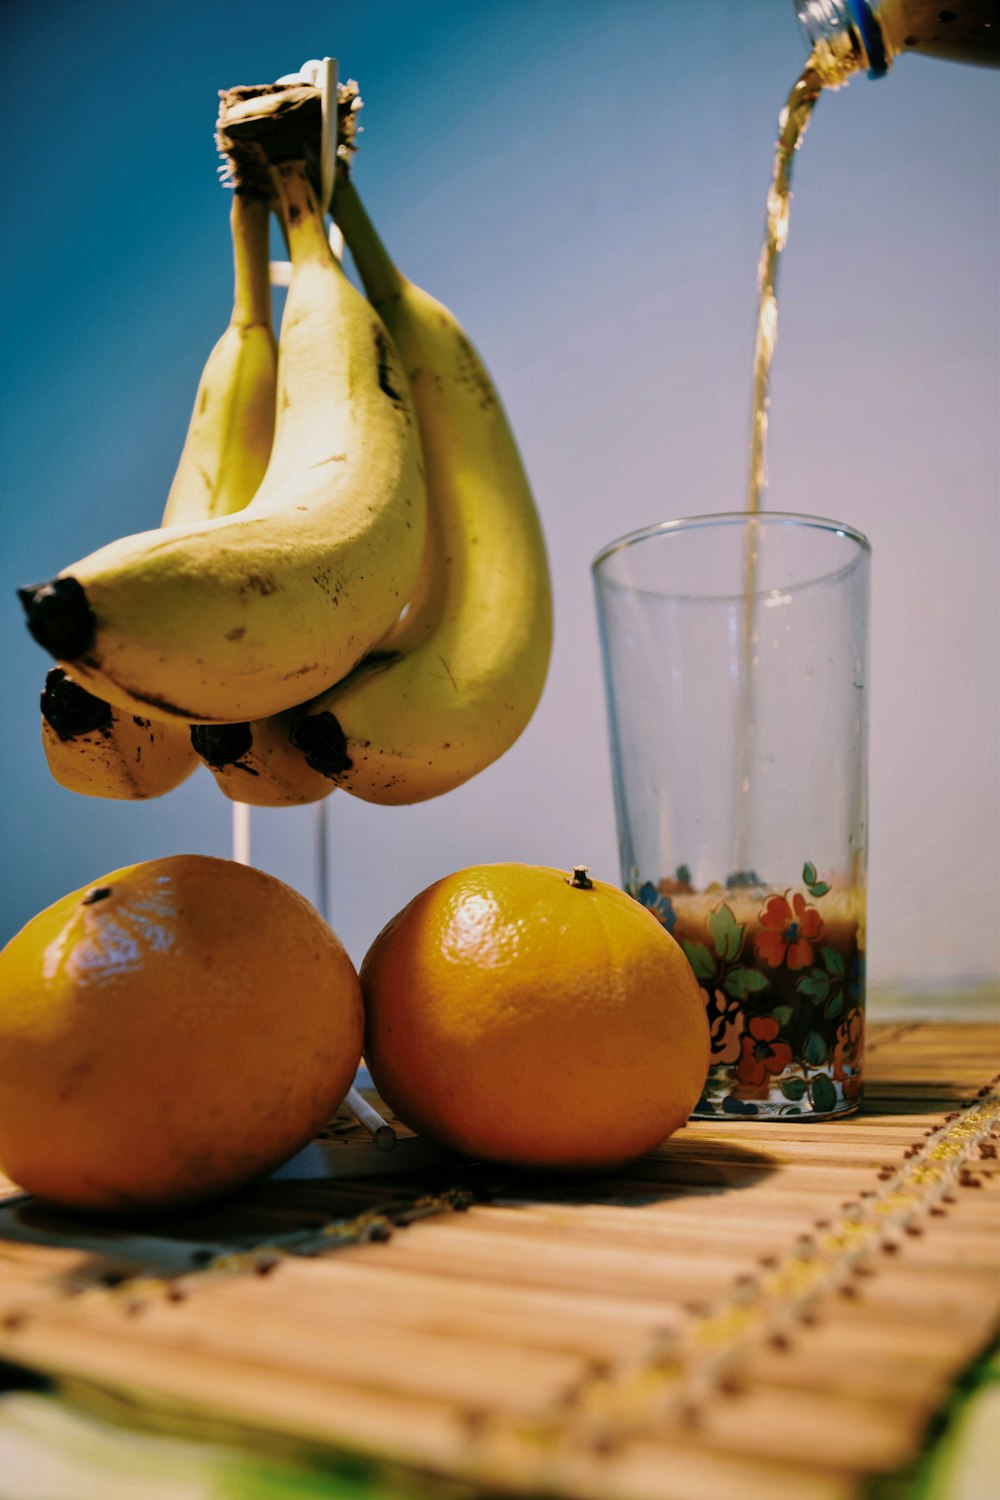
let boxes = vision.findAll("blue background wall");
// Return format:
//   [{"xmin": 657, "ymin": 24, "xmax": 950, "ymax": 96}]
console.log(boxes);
[{"xmin": 2, "ymin": 0, "xmax": 997, "ymax": 985}]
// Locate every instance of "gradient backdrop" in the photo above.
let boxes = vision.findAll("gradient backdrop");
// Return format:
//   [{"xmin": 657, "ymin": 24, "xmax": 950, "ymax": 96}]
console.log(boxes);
[{"xmin": 2, "ymin": 0, "xmax": 997, "ymax": 987}]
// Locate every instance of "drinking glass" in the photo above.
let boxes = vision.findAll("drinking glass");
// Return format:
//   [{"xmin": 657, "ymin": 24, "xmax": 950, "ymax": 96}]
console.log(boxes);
[{"xmin": 593, "ymin": 512, "xmax": 870, "ymax": 1119}]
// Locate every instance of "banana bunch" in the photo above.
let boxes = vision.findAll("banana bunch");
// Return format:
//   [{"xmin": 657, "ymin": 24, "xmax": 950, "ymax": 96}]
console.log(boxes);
[
  {"xmin": 194, "ymin": 171, "xmax": 552, "ymax": 807},
  {"xmin": 21, "ymin": 141, "xmax": 426, "ymax": 724},
  {"xmin": 39, "ymin": 193, "xmax": 277, "ymax": 799},
  {"xmin": 22, "ymin": 73, "xmax": 551, "ymax": 812}
]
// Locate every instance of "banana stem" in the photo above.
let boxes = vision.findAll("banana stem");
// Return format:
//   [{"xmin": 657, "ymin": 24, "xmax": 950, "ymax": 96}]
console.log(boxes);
[
  {"xmin": 230, "ymin": 194, "xmax": 273, "ymax": 328},
  {"xmin": 270, "ymin": 162, "xmax": 338, "ymax": 268},
  {"xmin": 334, "ymin": 179, "xmax": 405, "ymax": 308}
]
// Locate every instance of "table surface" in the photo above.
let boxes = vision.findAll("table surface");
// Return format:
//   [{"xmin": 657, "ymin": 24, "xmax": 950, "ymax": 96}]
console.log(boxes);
[{"xmin": 0, "ymin": 1005, "xmax": 997, "ymax": 1500}]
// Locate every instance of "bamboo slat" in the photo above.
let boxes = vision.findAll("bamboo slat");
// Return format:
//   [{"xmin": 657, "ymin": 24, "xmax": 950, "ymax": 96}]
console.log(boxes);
[{"xmin": 0, "ymin": 1019, "xmax": 996, "ymax": 1500}]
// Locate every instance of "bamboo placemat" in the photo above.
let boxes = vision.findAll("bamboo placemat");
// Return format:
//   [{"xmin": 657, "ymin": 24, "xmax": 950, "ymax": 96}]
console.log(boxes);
[{"xmin": 0, "ymin": 1020, "xmax": 997, "ymax": 1500}]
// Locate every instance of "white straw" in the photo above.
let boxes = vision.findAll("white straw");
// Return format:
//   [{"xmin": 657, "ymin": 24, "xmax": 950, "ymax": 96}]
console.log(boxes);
[
  {"xmin": 231, "ymin": 803, "xmax": 251, "ymax": 865},
  {"xmin": 345, "ymin": 1088, "xmax": 396, "ymax": 1151}
]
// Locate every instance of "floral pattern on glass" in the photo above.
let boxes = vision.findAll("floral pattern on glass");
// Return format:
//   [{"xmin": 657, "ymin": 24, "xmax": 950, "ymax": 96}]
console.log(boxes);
[{"xmin": 629, "ymin": 863, "xmax": 865, "ymax": 1119}]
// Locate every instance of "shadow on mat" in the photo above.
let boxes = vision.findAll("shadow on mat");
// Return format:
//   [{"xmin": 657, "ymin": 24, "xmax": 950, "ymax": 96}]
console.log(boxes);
[
  {"xmin": 860, "ymin": 1086, "xmax": 986, "ymax": 1119},
  {"xmin": 0, "ymin": 1135, "xmax": 777, "ymax": 1287},
  {"xmin": 489, "ymin": 1136, "xmax": 780, "ymax": 1208}
]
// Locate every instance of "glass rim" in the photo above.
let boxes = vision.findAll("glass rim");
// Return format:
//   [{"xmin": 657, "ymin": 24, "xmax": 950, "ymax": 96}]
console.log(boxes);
[{"xmin": 592, "ymin": 511, "xmax": 870, "ymax": 575}]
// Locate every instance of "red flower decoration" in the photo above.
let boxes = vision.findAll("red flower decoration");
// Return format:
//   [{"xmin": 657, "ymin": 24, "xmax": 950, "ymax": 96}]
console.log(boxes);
[
  {"xmin": 841, "ymin": 1073, "xmax": 863, "ymax": 1105},
  {"xmin": 755, "ymin": 892, "xmax": 824, "ymax": 970},
  {"xmin": 736, "ymin": 1015, "xmax": 794, "ymax": 1087},
  {"xmin": 703, "ymin": 986, "xmax": 745, "ymax": 1065},
  {"xmin": 833, "ymin": 1009, "xmax": 864, "ymax": 1082}
]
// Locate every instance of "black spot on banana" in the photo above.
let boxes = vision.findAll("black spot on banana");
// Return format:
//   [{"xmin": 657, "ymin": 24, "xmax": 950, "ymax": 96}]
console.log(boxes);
[{"xmin": 373, "ymin": 326, "xmax": 405, "ymax": 408}]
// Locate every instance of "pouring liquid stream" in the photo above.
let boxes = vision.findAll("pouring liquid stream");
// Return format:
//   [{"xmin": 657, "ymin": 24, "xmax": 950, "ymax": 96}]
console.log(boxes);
[
  {"xmin": 734, "ymin": 0, "xmax": 1000, "ymax": 871},
  {"xmin": 733, "ymin": 55, "xmax": 829, "ymax": 875}
]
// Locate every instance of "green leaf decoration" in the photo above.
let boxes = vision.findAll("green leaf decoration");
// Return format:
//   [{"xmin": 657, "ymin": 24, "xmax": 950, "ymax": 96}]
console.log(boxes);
[
  {"xmin": 708, "ymin": 903, "xmax": 744, "ymax": 962},
  {"xmin": 772, "ymin": 1004, "xmax": 794, "ymax": 1026},
  {"xmin": 824, "ymin": 992, "xmax": 845, "ymax": 1020},
  {"xmin": 780, "ymin": 1077, "xmax": 807, "ymax": 1100},
  {"xmin": 822, "ymin": 947, "xmax": 845, "ymax": 976},
  {"xmin": 803, "ymin": 861, "xmax": 818, "ymax": 886},
  {"xmin": 810, "ymin": 1073, "xmax": 837, "ymax": 1115},
  {"xmin": 796, "ymin": 971, "xmax": 831, "ymax": 1002},
  {"xmin": 808, "ymin": 881, "xmax": 831, "ymax": 898},
  {"xmin": 675, "ymin": 864, "xmax": 692, "ymax": 886},
  {"xmin": 724, "ymin": 967, "xmax": 769, "ymax": 999},
  {"xmin": 681, "ymin": 941, "xmax": 716, "ymax": 982},
  {"xmin": 804, "ymin": 1030, "xmax": 828, "ymax": 1066}
]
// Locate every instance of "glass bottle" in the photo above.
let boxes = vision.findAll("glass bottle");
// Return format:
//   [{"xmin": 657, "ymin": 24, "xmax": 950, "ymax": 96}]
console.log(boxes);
[{"xmin": 794, "ymin": 0, "xmax": 1000, "ymax": 80}]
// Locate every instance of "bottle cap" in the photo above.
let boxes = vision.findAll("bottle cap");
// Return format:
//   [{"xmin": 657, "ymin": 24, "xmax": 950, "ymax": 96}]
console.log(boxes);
[{"xmin": 847, "ymin": 0, "xmax": 889, "ymax": 77}]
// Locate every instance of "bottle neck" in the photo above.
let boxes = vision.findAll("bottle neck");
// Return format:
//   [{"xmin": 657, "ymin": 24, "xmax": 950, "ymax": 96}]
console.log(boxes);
[{"xmin": 793, "ymin": 0, "xmax": 890, "ymax": 80}]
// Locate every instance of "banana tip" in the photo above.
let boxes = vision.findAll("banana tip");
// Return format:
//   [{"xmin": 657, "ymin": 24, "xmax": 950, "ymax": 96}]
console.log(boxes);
[
  {"xmin": 19, "ymin": 577, "xmax": 96, "ymax": 662},
  {"xmin": 290, "ymin": 711, "xmax": 352, "ymax": 778},
  {"xmin": 41, "ymin": 667, "xmax": 112, "ymax": 741},
  {"xmin": 190, "ymin": 722, "xmax": 254, "ymax": 770}
]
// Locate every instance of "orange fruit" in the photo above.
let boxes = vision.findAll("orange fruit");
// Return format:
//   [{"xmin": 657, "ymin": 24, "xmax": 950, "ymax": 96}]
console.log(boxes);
[
  {"xmin": 361, "ymin": 863, "xmax": 709, "ymax": 1170},
  {"xmin": 0, "ymin": 854, "xmax": 363, "ymax": 1214}
]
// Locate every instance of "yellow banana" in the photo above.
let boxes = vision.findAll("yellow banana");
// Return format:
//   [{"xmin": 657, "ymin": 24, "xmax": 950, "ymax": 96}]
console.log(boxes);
[
  {"xmin": 190, "ymin": 710, "xmax": 327, "ymax": 806},
  {"xmin": 20, "ymin": 161, "xmax": 426, "ymax": 726},
  {"xmin": 41, "ymin": 668, "xmax": 196, "ymax": 799},
  {"xmin": 39, "ymin": 192, "xmax": 277, "ymax": 800},
  {"xmin": 193, "ymin": 178, "xmax": 552, "ymax": 807},
  {"xmin": 161, "ymin": 193, "xmax": 276, "ymax": 525}
]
